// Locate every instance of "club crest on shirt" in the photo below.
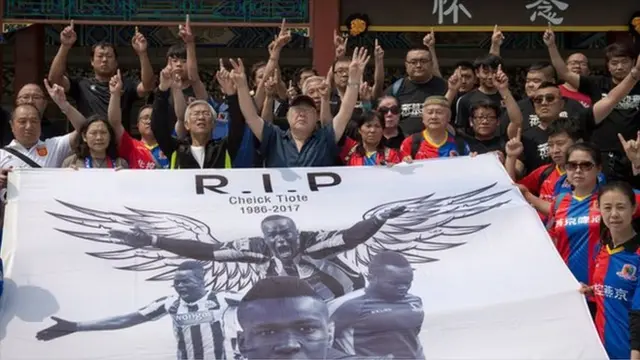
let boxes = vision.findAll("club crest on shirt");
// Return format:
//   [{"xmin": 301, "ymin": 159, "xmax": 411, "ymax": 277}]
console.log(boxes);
[
  {"xmin": 36, "ymin": 146, "xmax": 48, "ymax": 156},
  {"xmin": 617, "ymin": 264, "xmax": 637, "ymax": 281}
]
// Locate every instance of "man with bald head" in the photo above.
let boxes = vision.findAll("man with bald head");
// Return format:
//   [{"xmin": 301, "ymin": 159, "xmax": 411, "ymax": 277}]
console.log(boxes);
[
  {"xmin": 1, "ymin": 84, "xmax": 67, "ymax": 145},
  {"xmin": 559, "ymin": 53, "xmax": 592, "ymax": 108}
]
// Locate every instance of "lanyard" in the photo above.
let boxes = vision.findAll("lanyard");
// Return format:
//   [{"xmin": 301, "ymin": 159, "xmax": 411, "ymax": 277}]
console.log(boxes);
[{"xmin": 85, "ymin": 156, "xmax": 114, "ymax": 168}]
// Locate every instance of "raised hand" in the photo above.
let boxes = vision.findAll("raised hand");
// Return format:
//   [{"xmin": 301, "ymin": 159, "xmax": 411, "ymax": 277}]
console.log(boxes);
[
  {"xmin": 492, "ymin": 64, "xmax": 509, "ymax": 91},
  {"xmin": 543, "ymin": 22, "xmax": 556, "ymax": 47},
  {"xmin": 492, "ymin": 25, "xmax": 505, "ymax": 47},
  {"xmin": 36, "ymin": 316, "xmax": 78, "ymax": 341},
  {"xmin": 215, "ymin": 59, "xmax": 236, "ymax": 95},
  {"xmin": 158, "ymin": 65, "xmax": 173, "ymax": 91},
  {"xmin": 228, "ymin": 58, "xmax": 248, "ymax": 88},
  {"xmin": 286, "ymin": 80, "xmax": 298, "ymax": 101},
  {"xmin": 422, "ymin": 28, "xmax": 435, "ymax": 48},
  {"xmin": 44, "ymin": 79, "xmax": 67, "ymax": 105},
  {"xmin": 348, "ymin": 47, "xmax": 370, "ymax": 80},
  {"xmin": 618, "ymin": 131, "xmax": 640, "ymax": 166},
  {"xmin": 359, "ymin": 82, "xmax": 373, "ymax": 101},
  {"xmin": 171, "ymin": 71, "xmax": 184, "ymax": 90},
  {"xmin": 270, "ymin": 18, "xmax": 291, "ymax": 56},
  {"xmin": 179, "ymin": 14, "xmax": 194, "ymax": 43},
  {"xmin": 374, "ymin": 38, "xmax": 384, "ymax": 62},
  {"xmin": 505, "ymin": 128, "xmax": 524, "ymax": 158},
  {"xmin": 264, "ymin": 76, "xmax": 278, "ymax": 97},
  {"xmin": 131, "ymin": 27, "xmax": 148, "ymax": 54},
  {"xmin": 109, "ymin": 69, "xmax": 123, "ymax": 94},
  {"xmin": 447, "ymin": 67, "xmax": 461, "ymax": 91},
  {"xmin": 60, "ymin": 20, "xmax": 77, "ymax": 47},
  {"xmin": 334, "ymin": 29, "xmax": 348, "ymax": 58},
  {"xmin": 109, "ymin": 226, "xmax": 153, "ymax": 248}
]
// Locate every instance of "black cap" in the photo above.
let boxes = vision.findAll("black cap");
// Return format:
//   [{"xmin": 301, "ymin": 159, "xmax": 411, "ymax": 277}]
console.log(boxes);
[{"xmin": 290, "ymin": 95, "xmax": 317, "ymax": 110}]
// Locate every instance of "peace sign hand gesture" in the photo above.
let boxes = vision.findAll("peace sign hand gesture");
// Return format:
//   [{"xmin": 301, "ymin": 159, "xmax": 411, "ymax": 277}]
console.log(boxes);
[
  {"xmin": 619, "ymin": 132, "xmax": 640, "ymax": 168},
  {"xmin": 271, "ymin": 19, "xmax": 291, "ymax": 55},
  {"xmin": 44, "ymin": 79, "xmax": 67, "ymax": 106},
  {"xmin": 60, "ymin": 20, "xmax": 77, "ymax": 47},
  {"xmin": 505, "ymin": 128, "xmax": 524, "ymax": 158}
]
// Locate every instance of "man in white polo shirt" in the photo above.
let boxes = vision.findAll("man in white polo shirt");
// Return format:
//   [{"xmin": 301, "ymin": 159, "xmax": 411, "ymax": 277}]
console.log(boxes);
[{"xmin": 0, "ymin": 81, "xmax": 85, "ymax": 169}]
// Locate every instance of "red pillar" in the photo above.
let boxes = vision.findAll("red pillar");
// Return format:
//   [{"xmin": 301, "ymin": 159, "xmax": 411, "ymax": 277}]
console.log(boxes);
[
  {"xmin": 13, "ymin": 24, "xmax": 45, "ymax": 94},
  {"xmin": 311, "ymin": 0, "xmax": 339, "ymax": 74}
]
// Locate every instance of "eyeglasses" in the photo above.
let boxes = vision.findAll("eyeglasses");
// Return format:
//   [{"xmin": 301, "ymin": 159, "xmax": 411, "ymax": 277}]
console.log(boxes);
[
  {"xmin": 378, "ymin": 106, "xmax": 400, "ymax": 115},
  {"xmin": 533, "ymin": 94, "xmax": 558, "ymax": 104},
  {"xmin": 566, "ymin": 161, "xmax": 595, "ymax": 171}
]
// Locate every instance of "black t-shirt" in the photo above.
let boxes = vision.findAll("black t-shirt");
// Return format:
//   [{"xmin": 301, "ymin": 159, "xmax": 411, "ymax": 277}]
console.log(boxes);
[
  {"xmin": 384, "ymin": 76, "xmax": 448, "ymax": 136},
  {"xmin": 382, "ymin": 130, "xmax": 405, "ymax": 149},
  {"xmin": 521, "ymin": 108, "xmax": 597, "ymax": 172},
  {"xmin": 514, "ymin": 97, "xmax": 595, "ymax": 134},
  {"xmin": 69, "ymin": 76, "xmax": 140, "ymax": 132},
  {"xmin": 455, "ymin": 89, "xmax": 505, "ymax": 136},
  {"xmin": 578, "ymin": 75, "xmax": 640, "ymax": 152},
  {"xmin": 466, "ymin": 135, "xmax": 506, "ymax": 155},
  {"xmin": 449, "ymin": 90, "xmax": 469, "ymax": 124}
]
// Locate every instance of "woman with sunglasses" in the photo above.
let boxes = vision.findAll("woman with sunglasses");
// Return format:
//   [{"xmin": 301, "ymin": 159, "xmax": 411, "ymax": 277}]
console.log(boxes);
[
  {"xmin": 548, "ymin": 143, "xmax": 640, "ymax": 315},
  {"xmin": 376, "ymin": 96, "xmax": 404, "ymax": 149},
  {"xmin": 339, "ymin": 110, "xmax": 401, "ymax": 167},
  {"xmin": 580, "ymin": 181, "xmax": 640, "ymax": 360}
]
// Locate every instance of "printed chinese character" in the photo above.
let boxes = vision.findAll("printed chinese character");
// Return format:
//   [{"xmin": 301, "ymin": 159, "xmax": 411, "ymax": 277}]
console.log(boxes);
[
  {"xmin": 604, "ymin": 285, "xmax": 614, "ymax": 298},
  {"xmin": 566, "ymin": 217, "xmax": 577, "ymax": 226},
  {"xmin": 525, "ymin": 0, "xmax": 569, "ymax": 25},
  {"xmin": 590, "ymin": 215, "xmax": 601, "ymax": 224},
  {"xmin": 537, "ymin": 142, "xmax": 549, "ymax": 159},
  {"xmin": 577, "ymin": 216, "xmax": 589, "ymax": 225},
  {"xmin": 593, "ymin": 284, "xmax": 604, "ymax": 296},
  {"xmin": 432, "ymin": 0, "xmax": 472, "ymax": 25},
  {"xmin": 555, "ymin": 218, "xmax": 564, "ymax": 227},
  {"xmin": 614, "ymin": 288, "xmax": 629, "ymax": 301}
]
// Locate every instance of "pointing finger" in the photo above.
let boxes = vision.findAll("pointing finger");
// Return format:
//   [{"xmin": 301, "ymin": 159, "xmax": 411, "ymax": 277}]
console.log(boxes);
[
  {"xmin": 186, "ymin": 14, "xmax": 190, "ymax": 26},
  {"xmin": 70, "ymin": 19, "xmax": 74, "ymax": 29},
  {"xmin": 494, "ymin": 24, "xmax": 498, "ymax": 33},
  {"xmin": 289, "ymin": 80, "xmax": 293, "ymax": 88},
  {"xmin": 375, "ymin": 38, "xmax": 378, "ymax": 48},
  {"xmin": 135, "ymin": 26, "xmax": 139, "ymax": 34},
  {"xmin": 516, "ymin": 127, "xmax": 521, "ymax": 141},
  {"xmin": 280, "ymin": 18, "xmax": 286, "ymax": 34},
  {"xmin": 618, "ymin": 133, "xmax": 628, "ymax": 147}
]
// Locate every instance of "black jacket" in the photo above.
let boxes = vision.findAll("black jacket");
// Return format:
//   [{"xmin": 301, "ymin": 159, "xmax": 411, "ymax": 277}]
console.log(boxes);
[{"xmin": 150, "ymin": 89, "xmax": 245, "ymax": 169}]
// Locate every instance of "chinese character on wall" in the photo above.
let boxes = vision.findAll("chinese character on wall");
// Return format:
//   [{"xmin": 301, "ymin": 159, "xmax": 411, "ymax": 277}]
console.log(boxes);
[
  {"xmin": 525, "ymin": 0, "xmax": 569, "ymax": 25},
  {"xmin": 432, "ymin": 0, "xmax": 472, "ymax": 25}
]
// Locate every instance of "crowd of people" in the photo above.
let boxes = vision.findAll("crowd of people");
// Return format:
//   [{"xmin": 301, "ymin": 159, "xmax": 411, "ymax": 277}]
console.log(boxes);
[{"xmin": 1, "ymin": 15, "xmax": 640, "ymax": 359}]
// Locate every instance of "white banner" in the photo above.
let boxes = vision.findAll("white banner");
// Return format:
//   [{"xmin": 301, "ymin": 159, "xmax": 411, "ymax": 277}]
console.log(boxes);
[{"xmin": 0, "ymin": 155, "xmax": 607, "ymax": 360}]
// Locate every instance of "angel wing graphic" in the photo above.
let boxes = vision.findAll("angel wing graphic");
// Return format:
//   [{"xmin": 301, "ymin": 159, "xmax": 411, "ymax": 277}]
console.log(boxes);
[
  {"xmin": 46, "ymin": 182, "xmax": 511, "ymax": 293},
  {"xmin": 335, "ymin": 182, "xmax": 511, "ymax": 275},
  {"xmin": 45, "ymin": 202, "xmax": 264, "ymax": 293}
]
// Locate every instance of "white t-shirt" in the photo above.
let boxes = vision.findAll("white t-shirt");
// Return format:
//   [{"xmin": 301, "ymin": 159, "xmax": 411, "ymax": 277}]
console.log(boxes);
[
  {"xmin": 190, "ymin": 146, "xmax": 205, "ymax": 168},
  {"xmin": 0, "ymin": 134, "xmax": 72, "ymax": 169}
]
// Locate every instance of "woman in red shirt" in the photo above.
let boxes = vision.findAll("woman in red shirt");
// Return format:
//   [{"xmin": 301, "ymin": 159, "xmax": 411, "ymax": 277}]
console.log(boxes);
[{"xmin": 339, "ymin": 111, "xmax": 401, "ymax": 166}]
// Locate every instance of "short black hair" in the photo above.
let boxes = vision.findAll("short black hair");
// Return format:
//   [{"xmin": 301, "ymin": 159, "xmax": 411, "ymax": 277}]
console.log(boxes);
[
  {"xmin": 470, "ymin": 99, "xmax": 502, "ymax": 118},
  {"xmin": 537, "ymin": 81, "xmax": 559, "ymax": 91},
  {"xmin": 261, "ymin": 214, "xmax": 294, "ymax": 228},
  {"xmin": 11, "ymin": 104, "xmax": 40, "ymax": 121},
  {"xmin": 547, "ymin": 117, "xmax": 584, "ymax": 142},
  {"xmin": 237, "ymin": 277, "xmax": 324, "ymax": 324},
  {"xmin": 605, "ymin": 42, "xmax": 636, "ymax": 62},
  {"xmin": 528, "ymin": 61, "xmax": 557, "ymax": 83},
  {"xmin": 473, "ymin": 55, "xmax": 503, "ymax": 71},
  {"xmin": 137, "ymin": 104, "xmax": 153, "ymax": 119},
  {"xmin": 167, "ymin": 44, "xmax": 187, "ymax": 60},
  {"xmin": 369, "ymin": 251, "xmax": 411, "ymax": 276},
  {"xmin": 72, "ymin": 115, "xmax": 118, "ymax": 160},
  {"xmin": 454, "ymin": 61, "xmax": 474, "ymax": 71},
  {"xmin": 177, "ymin": 260, "xmax": 205, "ymax": 273},
  {"xmin": 91, "ymin": 42, "xmax": 118, "ymax": 59},
  {"xmin": 296, "ymin": 67, "xmax": 319, "ymax": 85}
]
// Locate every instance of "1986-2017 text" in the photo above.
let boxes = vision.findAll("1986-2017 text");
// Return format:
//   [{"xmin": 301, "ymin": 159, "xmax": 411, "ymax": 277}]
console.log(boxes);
[{"xmin": 228, "ymin": 194, "xmax": 308, "ymax": 215}]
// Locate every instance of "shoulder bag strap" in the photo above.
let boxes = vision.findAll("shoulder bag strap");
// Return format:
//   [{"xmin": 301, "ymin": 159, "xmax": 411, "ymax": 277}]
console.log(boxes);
[{"xmin": 2, "ymin": 147, "xmax": 41, "ymax": 168}]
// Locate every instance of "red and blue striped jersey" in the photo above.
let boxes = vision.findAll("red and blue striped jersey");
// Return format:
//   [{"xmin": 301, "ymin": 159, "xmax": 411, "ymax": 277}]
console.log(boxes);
[
  {"xmin": 591, "ymin": 239, "xmax": 640, "ymax": 359},
  {"xmin": 548, "ymin": 189, "xmax": 640, "ymax": 285},
  {"xmin": 548, "ymin": 192, "xmax": 601, "ymax": 285},
  {"xmin": 399, "ymin": 131, "xmax": 470, "ymax": 160}
]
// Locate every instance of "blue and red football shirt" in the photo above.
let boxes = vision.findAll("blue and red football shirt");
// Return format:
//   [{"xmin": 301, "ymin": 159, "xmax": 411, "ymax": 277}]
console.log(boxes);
[
  {"xmin": 548, "ymin": 188, "xmax": 640, "ymax": 285},
  {"xmin": 591, "ymin": 238, "xmax": 640, "ymax": 359},
  {"xmin": 399, "ymin": 131, "xmax": 470, "ymax": 160}
]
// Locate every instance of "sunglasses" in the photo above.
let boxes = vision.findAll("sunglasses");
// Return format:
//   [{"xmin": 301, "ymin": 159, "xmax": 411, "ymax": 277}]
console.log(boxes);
[
  {"xmin": 566, "ymin": 161, "xmax": 595, "ymax": 171},
  {"xmin": 533, "ymin": 94, "xmax": 558, "ymax": 104},
  {"xmin": 378, "ymin": 106, "xmax": 400, "ymax": 115}
]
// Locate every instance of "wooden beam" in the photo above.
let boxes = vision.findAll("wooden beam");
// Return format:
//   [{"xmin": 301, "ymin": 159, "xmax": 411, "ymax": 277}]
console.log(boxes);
[
  {"xmin": 340, "ymin": 25, "xmax": 629, "ymax": 32},
  {"xmin": 3, "ymin": 19, "xmax": 309, "ymax": 28}
]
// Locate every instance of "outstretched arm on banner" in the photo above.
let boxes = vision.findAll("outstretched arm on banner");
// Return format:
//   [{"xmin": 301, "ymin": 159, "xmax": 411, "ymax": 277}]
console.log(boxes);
[{"xmin": 36, "ymin": 312, "xmax": 149, "ymax": 341}]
